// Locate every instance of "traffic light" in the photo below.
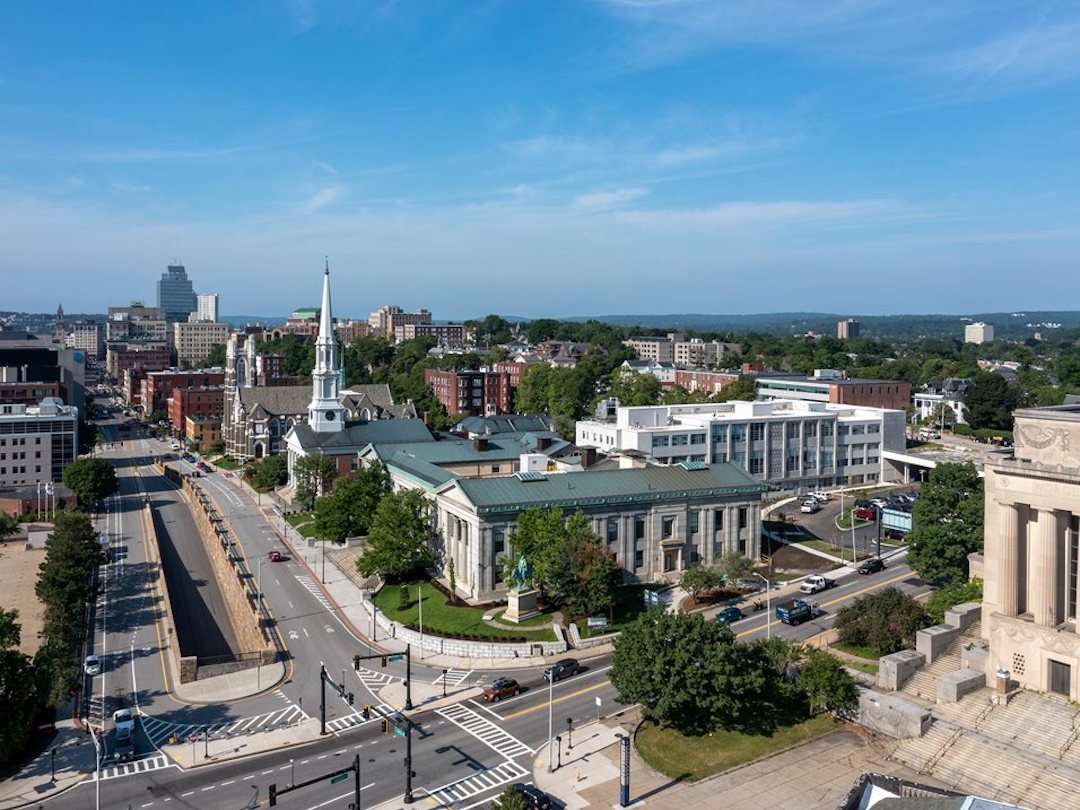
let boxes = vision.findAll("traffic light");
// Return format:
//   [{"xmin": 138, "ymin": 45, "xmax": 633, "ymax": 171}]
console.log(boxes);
[
  {"xmin": 348, "ymin": 692, "xmax": 354, "ymax": 706},
  {"xmin": 362, "ymin": 704, "xmax": 371, "ymax": 720},
  {"xmin": 381, "ymin": 718, "xmax": 389, "ymax": 734},
  {"xmin": 269, "ymin": 784, "xmax": 277, "ymax": 807},
  {"xmin": 352, "ymin": 654, "xmax": 361, "ymax": 671},
  {"xmin": 381, "ymin": 655, "xmax": 387, "ymax": 667}
]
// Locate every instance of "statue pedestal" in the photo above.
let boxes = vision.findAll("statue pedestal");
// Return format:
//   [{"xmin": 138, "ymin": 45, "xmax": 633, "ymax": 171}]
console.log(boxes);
[{"xmin": 505, "ymin": 588, "xmax": 540, "ymax": 623}]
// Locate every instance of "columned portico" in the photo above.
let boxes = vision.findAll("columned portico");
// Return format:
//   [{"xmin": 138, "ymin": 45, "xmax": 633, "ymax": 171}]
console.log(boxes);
[{"xmin": 997, "ymin": 501, "xmax": 1019, "ymax": 617}]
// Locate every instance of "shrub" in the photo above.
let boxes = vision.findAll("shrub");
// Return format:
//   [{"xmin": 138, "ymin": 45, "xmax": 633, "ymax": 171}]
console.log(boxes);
[
  {"xmin": 834, "ymin": 587, "xmax": 931, "ymax": 656},
  {"xmin": 927, "ymin": 578, "xmax": 983, "ymax": 624}
]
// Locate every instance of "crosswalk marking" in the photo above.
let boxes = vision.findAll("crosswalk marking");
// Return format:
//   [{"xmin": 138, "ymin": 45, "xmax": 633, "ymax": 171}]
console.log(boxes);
[
  {"xmin": 97, "ymin": 754, "xmax": 172, "ymax": 781},
  {"xmin": 424, "ymin": 760, "xmax": 528, "ymax": 807},
  {"xmin": 355, "ymin": 665, "xmax": 396, "ymax": 693},
  {"xmin": 435, "ymin": 704, "xmax": 532, "ymax": 760},
  {"xmin": 295, "ymin": 574, "xmax": 336, "ymax": 613},
  {"xmin": 434, "ymin": 668, "xmax": 473, "ymax": 687},
  {"xmin": 139, "ymin": 705, "xmax": 306, "ymax": 748},
  {"xmin": 325, "ymin": 702, "xmax": 395, "ymax": 733}
]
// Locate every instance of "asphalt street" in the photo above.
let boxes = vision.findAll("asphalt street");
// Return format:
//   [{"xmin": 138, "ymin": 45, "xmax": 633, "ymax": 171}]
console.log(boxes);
[{"xmin": 54, "ymin": 410, "xmax": 930, "ymax": 810}]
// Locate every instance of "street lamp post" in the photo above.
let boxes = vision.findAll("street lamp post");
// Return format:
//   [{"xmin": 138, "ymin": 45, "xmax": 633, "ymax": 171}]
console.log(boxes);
[
  {"xmin": 290, "ymin": 758, "xmax": 295, "ymax": 787},
  {"xmin": 566, "ymin": 717, "xmax": 573, "ymax": 750},
  {"xmin": 91, "ymin": 727, "xmax": 101, "ymax": 810},
  {"xmin": 547, "ymin": 670, "xmax": 555, "ymax": 772},
  {"xmin": 754, "ymin": 572, "xmax": 771, "ymax": 639},
  {"xmin": 418, "ymin": 585, "xmax": 424, "ymax": 660}
]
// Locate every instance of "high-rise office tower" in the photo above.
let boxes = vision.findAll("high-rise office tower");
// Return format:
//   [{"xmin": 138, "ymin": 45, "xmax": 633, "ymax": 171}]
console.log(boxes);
[
  {"xmin": 195, "ymin": 293, "xmax": 219, "ymax": 322},
  {"xmin": 156, "ymin": 264, "xmax": 197, "ymax": 322}
]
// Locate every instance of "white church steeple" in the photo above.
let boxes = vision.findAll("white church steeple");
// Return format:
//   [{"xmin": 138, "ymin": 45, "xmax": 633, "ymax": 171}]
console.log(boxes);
[{"xmin": 307, "ymin": 261, "xmax": 346, "ymax": 433}]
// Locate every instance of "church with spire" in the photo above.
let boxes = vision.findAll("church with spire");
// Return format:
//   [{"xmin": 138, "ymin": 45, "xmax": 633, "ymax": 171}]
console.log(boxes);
[{"xmin": 283, "ymin": 265, "xmax": 427, "ymax": 492}]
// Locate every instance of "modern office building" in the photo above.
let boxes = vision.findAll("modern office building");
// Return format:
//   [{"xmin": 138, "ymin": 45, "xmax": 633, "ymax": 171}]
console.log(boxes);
[
  {"xmin": 981, "ymin": 403, "xmax": 1080, "ymax": 699},
  {"xmin": 576, "ymin": 399, "xmax": 906, "ymax": 491},
  {"xmin": 0, "ymin": 331, "xmax": 86, "ymax": 410},
  {"xmin": 837, "ymin": 319, "xmax": 861, "ymax": 339},
  {"xmin": 964, "ymin": 322, "xmax": 995, "ymax": 344},
  {"xmin": 0, "ymin": 398, "xmax": 78, "ymax": 488},
  {"xmin": 755, "ymin": 369, "xmax": 912, "ymax": 412},
  {"xmin": 369, "ymin": 305, "xmax": 433, "ymax": 342},
  {"xmin": 156, "ymin": 264, "xmax": 197, "ymax": 322},
  {"xmin": 195, "ymin": 293, "xmax": 219, "ymax": 323},
  {"xmin": 67, "ymin": 321, "xmax": 105, "ymax": 361}
]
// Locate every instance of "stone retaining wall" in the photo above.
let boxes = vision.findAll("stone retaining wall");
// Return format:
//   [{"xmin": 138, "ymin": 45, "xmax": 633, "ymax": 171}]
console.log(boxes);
[
  {"xmin": 567, "ymin": 621, "xmax": 620, "ymax": 649},
  {"xmin": 142, "ymin": 495, "xmax": 197, "ymax": 684},
  {"xmin": 359, "ymin": 593, "xmax": 568, "ymax": 658},
  {"xmin": 184, "ymin": 480, "xmax": 276, "ymax": 677}
]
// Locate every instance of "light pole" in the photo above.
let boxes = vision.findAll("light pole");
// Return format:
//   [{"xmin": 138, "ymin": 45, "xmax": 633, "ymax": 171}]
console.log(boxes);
[
  {"xmin": 91, "ymin": 727, "xmax": 101, "ymax": 810},
  {"xmin": 290, "ymin": 758, "xmax": 295, "ymax": 787},
  {"xmin": 546, "ymin": 669, "xmax": 554, "ymax": 772},
  {"xmin": 566, "ymin": 717, "xmax": 574, "ymax": 750},
  {"xmin": 754, "ymin": 572, "xmax": 771, "ymax": 639},
  {"xmin": 418, "ymin": 584, "xmax": 424, "ymax": 660}
]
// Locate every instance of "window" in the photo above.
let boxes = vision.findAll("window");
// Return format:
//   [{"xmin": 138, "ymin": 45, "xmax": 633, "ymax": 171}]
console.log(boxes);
[
  {"xmin": 714, "ymin": 451, "xmax": 728, "ymax": 463},
  {"xmin": 803, "ymin": 448, "xmax": 817, "ymax": 468},
  {"xmin": 749, "ymin": 455, "xmax": 764, "ymax": 474},
  {"xmin": 634, "ymin": 517, "xmax": 645, "ymax": 541},
  {"xmin": 804, "ymin": 421, "xmax": 817, "ymax": 438},
  {"xmin": 691, "ymin": 434, "xmax": 705, "ymax": 445},
  {"xmin": 851, "ymin": 424, "xmax": 866, "ymax": 435},
  {"xmin": 671, "ymin": 434, "xmax": 688, "ymax": 446},
  {"xmin": 786, "ymin": 422, "xmax": 800, "ymax": 439},
  {"xmin": 821, "ymin": 450, "xmax": 833, "ymax": 468},
  {"xmin": 662, "ymin": 516, "xmax": 676, "ymax": 538},
  {"xmin": 867, "ymin": 424, "xmax": 880, "ymax": 434},
  {"xmin": 607, "ymin": 518, "xmax": 619, "ymax": 544},
  {"xmin": 822, "ymin": 422, "xmax": 834, "ymax": 437},
  {"xmin": 713, "ymin": 425, "xmax": 728, "ymax": 443},
  {"xmin": 491, "ymin": 465, "xmax": 500, "ymax": 473},
  {"xmin": 652, "ymin": 435, "xmax": 669, "ymax": 447},
  {"xmin": 738, "ymin": 507, "xmax": 748, "ymax": 530},
  {"xmin": 634, "ymin": 549, "xmax": 644, "ymax": 569},
  {"xmin": 714, "ymin": 509, "xmax": 725, "ymax": 531},
  {"xmin": 731, "ymin": 424, "xmax": 746, "ymax": 442},
  {"xmin": 689, "ymin": 511, "xmax": 700, "ymax": 535},
  {"xmin": 750, "ymin": 423, "xmax": 764, "ymax": 441}
]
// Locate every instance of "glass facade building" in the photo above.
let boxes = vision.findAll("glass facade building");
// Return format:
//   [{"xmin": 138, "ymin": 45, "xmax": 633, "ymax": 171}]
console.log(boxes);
[{"xmin": 156, "ymin": 264, "xmax": 197, "ymax": 322}]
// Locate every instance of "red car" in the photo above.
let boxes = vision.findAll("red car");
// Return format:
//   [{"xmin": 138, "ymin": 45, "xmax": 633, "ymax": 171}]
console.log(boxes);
[
  {"xmin": 268, "ymin": 550, "xmax": 283, "ymax": 562},
  {"xmin": 853, "ymin": 506, "xmax": 877, "ymax": 521},
  {"xmin": 482, "ymin": 677, "xmax": 520, "ymax": 702}
]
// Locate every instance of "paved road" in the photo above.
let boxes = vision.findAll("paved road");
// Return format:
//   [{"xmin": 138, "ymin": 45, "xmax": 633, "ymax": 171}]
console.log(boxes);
[{"xmin": 791, "ymin": 488, "xmax": 917, "ymax": 559}]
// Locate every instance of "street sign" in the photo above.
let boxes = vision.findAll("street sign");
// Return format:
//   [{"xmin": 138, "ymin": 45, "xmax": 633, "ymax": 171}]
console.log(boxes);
[
  {"xmin": 394, "ymin": 726, "xmax": 406, "ymax": 737},
  {"xmin": 587, "ymin": 617, "xmax": 608, "ymax": 630},
  {"xmin": 330, "ymin": 772, "xmax": 348, "ymax": 784},
  {"xmin": 387, "ymin": 654, "xmax": 405, "ymax": 663}
]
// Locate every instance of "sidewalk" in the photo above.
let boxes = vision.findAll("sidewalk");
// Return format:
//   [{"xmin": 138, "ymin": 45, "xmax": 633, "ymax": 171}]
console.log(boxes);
[
  {"xmin": 0, "ymin": 714, "xmax": 94, "ymax": 810},
  {"xmin": 528, "ymin": 710, "xmax": 934, "ymax": 810}
]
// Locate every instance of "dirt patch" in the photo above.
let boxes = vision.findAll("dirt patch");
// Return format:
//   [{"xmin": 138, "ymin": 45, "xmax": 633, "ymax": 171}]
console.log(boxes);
[
  {"xmin": 763, "ymin": 535, "xmax": 836, "ymax": 573},
  {"xmin": 0, "ymin": 539, "xmax": 47, "ymax": 656}
]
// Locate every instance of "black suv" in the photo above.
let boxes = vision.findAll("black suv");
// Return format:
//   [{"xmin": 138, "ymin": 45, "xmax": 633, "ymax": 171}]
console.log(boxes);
[
  {"xmin": 544, "ymin": 658, "xmax": 583, "ymax": 682},
  {"xmin": 858, "ymin": 558, "xmax": 885, "ymax": 575}
]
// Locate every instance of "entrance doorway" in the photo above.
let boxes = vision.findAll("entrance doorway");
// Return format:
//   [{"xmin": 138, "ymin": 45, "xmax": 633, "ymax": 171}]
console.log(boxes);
[{"xmin": 1050, "ymin": 659, "xmax": 1071, "ymax": 697}]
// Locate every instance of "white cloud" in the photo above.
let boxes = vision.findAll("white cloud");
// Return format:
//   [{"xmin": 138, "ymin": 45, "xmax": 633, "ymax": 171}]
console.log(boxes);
[
  {"xmin": 610, "ymin": 199, "xmax": 909, "ymax": 228},
  {"xmin": 572, "ymin": 187, "xmax": 649, "ymax": 210},
  {"xmin": 303, "ymin": 185, "xmax": 345, "ymax": 212}
]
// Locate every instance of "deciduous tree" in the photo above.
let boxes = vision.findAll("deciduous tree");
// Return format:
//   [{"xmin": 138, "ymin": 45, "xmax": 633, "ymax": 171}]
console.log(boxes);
[
  {"xmin": 293, "ymin": 453, "xmax": 338, "ymax": 511},
  {"xmin": 62, "ymin": 457, "xmax": 119, "ymax": 508},
  {"xmin": 251, "ymin": 455, "xmax": 288, "ymax": 490},
  {"xmin": 357, "ymin": 489, "xmax": 434, "ymax": 581},
  {"xmin": 797, "ymin": 649, "xmax": 859, "ymax": 718},
  {"xmin": 680, "ymin": 565, "xmax": 726, "ymax": 601},
  {"xmin": 907, "ymin": 462, "xmax": 984, "ymax": 583},
  {"xmin": 834, "ymin": 586, "xmax": 930, "ymax": 655},
  {"xmin": 0, "ymin": 608, "xmax": 40, "ymax": 768},
  {"xmin": 313, "ymin": 463, "xmax": 389, "ymax": 543}
]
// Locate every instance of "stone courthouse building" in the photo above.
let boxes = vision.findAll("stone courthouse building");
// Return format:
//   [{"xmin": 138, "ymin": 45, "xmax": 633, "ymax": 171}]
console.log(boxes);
[{"xmin": 982, "ymin": 403, "xmax": 1080, "ymax": 699}]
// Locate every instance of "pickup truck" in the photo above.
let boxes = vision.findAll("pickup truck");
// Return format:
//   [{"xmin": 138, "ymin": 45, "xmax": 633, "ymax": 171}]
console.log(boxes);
[
  {"xmin": 799, "ymin": 575, "xmax": 836, "ymax": 594},
  {"xmin": 776, "ymin": 599, "xmax": 820, "ymax": 626}
]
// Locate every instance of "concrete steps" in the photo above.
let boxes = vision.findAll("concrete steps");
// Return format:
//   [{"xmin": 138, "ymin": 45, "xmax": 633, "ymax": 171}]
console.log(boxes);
[
  {"xmin": 890, "ymin": 720, "xmax": 960, "ymax": 774},
  {"xmin": 900, "ymin": 621, "xmax": 982, "ymax": 703}
]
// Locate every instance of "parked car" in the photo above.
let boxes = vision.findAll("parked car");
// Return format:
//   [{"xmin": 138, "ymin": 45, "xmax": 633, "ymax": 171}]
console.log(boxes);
[
  {"xmin": 868, "ymin": 497, "xmax": 890, "ymax": 509},
  {"xmin": 800, "ymin": 499, "xmax": 820, "ymax": 514},
  {"xmin": 483, "ymin": 677, "xmax": 521, "ymax": 702},
  {"xmin": 808, "ymin": 491, "xmax": 832, "ymax": 502},
  {"xmin": 510, "ymin": 783, "xmax": 553, "ymax": 810},
  {"xmin": 113, "ymin": 708, "xmax": 135, "ymax": 737},
  {"xmin": 800, "ymin": 575, "xmax": 836, "ymax": 594},
  {"xmin": 715, "ymin": 606, "xmax": 744, "ymax": 626},
  {"xmin": 268, "ymin": 550, "xmax": 283, "ymax": 562},
  {"xmin": 853, "ymin": 506, "xmax": 878, "ymax": 521},
  {"xmin": 544, "ymin": 658, "xmax": 583, "ymax": 682},
  {"xmin": 858, "ymin": 558, "xmax": 886, "ymax": 575},
  {"xmin": 170, "ymin": 443, "xmax": 180, "ymax": 451},
  {"xmin": 84, "ymin": 654, "xmax": 101, "ymax": 676}
]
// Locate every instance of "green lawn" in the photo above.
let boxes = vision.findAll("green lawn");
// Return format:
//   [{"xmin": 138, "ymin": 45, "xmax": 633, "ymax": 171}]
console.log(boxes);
[
  {"xmin": 635, "ymin": 714, "xmax": 837, "ymax": 782},
  {"xmin": 795, "ymin": 538, "xmax": 871, "ymax": 563},
  {"xmin": 212, "ymin": 455, "xmax": 241, "ymax": 470},
  {"xmin": 286, "ymin": 512, "xmax": 319, "ymax": 538},
  {"xmin": 491, "ymin": 609, "xmax": 554, "ymax": 629},
  {"xmin": 572, "ymin": 583, "xmax": 667, "ymax": 636},
  {"xmin": 831, "ymin": 641, "xmax": 880, "ymax": 660},
  {"xmin": 835, "ymin": 508, "xmax": 873, "ymax": 531},
  {"xmin": 374, "ymin": 579, "xmax": 557, "ymax": 642}
]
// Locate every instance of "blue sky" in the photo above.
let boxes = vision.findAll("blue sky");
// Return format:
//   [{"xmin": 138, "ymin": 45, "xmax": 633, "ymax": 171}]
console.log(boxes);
[{"xmin": 3, "ymin": 1, "xmax": 1080, "ymax": 320}]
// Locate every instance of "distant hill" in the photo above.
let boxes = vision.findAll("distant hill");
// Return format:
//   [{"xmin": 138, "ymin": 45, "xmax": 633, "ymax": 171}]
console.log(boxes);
[{"xmin": 562, "ymin": 311, "xmax": 1080, "ymax": 340}]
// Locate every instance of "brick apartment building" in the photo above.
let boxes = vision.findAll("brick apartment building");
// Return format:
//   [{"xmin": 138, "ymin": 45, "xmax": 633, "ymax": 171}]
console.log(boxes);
[
  {"xmin": 425, "ymin": 369, "xmax": 512, "ymax": 417},
  {"xmin": 168, "ymin": 387, "xmax": 224, "ymax": 435}
]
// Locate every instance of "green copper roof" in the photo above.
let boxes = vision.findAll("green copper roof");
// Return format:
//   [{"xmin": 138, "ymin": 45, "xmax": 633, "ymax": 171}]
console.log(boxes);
[{"xmin": 452, "ymin": 462, "xmax": 765, "ymax": 515}]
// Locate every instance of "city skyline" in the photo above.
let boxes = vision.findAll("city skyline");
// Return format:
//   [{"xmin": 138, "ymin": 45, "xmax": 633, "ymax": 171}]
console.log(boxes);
[{"xmin": 3, "ymin": 2, "xmax": 1080, "ymax": 317}]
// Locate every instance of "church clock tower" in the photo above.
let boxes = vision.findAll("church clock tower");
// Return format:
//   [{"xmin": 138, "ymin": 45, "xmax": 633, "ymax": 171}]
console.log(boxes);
[{"xmin": 307, "ymin": 263, "xmax": 346, "ymax": 433}]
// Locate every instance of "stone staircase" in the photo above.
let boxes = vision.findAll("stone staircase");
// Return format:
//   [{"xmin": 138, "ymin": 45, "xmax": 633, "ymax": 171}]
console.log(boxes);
[{"xmin": 900, "ymin": 621, "xmax": 981, "ymax": 703}]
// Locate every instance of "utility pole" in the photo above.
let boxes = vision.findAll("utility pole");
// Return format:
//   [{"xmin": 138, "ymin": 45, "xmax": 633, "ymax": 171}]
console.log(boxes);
[
  {"xmin": 320, "ymin": 663, "xmax": 327, "ymax": 735},
  {"xmin": 405, "ymin": 644, "xmax": 413, "ymax": 710},
  {"xmin": 404, "ymin": 713, "xmax": 415, "ymax": 804}
]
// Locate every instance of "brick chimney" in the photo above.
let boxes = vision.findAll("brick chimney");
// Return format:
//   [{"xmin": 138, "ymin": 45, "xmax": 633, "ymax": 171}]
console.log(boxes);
[{"xmin": 474, "ymin": 437, "xmax": 489, "ymax": 451}]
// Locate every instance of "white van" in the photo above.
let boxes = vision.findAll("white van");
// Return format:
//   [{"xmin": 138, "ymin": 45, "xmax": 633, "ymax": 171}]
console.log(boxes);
[{"xmin": 808, "ymin": 491, "xmax": 832, "ymax": 503}]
